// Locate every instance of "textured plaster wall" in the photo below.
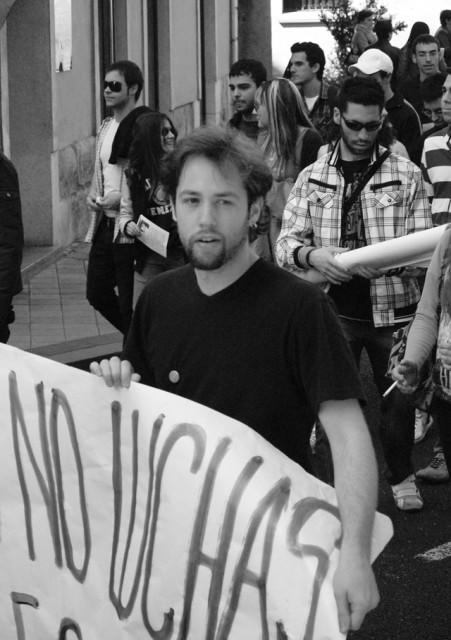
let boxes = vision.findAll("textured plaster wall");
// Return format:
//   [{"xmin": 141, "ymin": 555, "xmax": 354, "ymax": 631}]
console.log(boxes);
[{"xmin": 7, "ymin": 0, "xmax": 53, "ymax": 245}]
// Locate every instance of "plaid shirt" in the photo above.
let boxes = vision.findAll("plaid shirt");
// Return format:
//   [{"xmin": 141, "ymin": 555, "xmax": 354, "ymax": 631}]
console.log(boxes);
[{"xmin": 276, "ymin": 143, "xmax": 433, "ymax": 327}]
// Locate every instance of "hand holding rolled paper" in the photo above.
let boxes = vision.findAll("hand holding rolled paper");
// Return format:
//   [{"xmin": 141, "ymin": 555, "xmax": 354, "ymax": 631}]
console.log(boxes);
[
  {"xmin": 308, "ymin": 246, "xmax": 352, "ymax": 284},
  {"xmin": 302, "ymin": 225, "xmax": 449, "ymax": 284}
]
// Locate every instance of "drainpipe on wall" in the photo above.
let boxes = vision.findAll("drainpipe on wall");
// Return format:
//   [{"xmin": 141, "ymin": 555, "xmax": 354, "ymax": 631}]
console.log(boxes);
[{"xmin": 230, "ymin": 0, "xmax": 238, "ymax": 63}]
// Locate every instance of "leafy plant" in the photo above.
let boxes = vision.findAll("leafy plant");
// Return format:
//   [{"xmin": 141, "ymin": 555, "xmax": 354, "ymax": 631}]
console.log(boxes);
[{"xmin": 319, "ymin": 0, "xmax": 407, "ymax": 81}]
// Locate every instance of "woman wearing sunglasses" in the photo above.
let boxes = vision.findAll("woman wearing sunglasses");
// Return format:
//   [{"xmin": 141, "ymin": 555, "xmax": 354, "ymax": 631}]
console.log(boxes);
[{"xmin": 119, "ymin": 112, "xmax": 185, "ymax": 304}]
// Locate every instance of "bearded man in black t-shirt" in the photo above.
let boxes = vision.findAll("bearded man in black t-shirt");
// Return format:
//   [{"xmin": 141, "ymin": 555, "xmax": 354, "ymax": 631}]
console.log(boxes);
[{"xmin": 91, "ymin": 126, "xmax": 380, "ymax": 635}]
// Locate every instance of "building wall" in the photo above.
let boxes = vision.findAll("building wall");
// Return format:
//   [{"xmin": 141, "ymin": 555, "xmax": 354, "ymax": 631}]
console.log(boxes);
[
  {"xmin": 239, "ymin": 0, "xmax": 272, "ymax": 76},
  {"xmin": 53, "ymin": 0, "xmax": 97, "ymax": 247},
  {"xmin": 7, "ymin": 0, "xmax": 54, "ymax": 245},
  {"xmin": 1, "ymin": 0, "xmax": 271, "ymax": 248}
]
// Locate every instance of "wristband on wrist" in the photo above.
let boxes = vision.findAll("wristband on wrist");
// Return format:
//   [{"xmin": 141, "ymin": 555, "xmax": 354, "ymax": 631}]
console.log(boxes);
[
  {"xmin": 305, "ymin": 247, "xmax": 316, "ymax": 268},
  {"xmin": 293, "ymin": 246, "xmax": 304, "ymax": 268}
]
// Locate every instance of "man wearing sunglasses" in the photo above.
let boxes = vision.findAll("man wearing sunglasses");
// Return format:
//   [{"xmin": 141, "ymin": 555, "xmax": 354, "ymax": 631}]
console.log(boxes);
[
  {"xmin": 277, "ymin": 76, "xmax": 433, "ymax": 512},
  {"xmin": 85, "ymin": 60, "xmax": 144, "ymax": 336},
  {"xmin": 348, "ymin": 49, "xmax": 422, "ymax": 163}
]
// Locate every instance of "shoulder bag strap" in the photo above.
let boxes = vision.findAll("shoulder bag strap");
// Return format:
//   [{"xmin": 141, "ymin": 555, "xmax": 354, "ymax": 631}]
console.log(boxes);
[{"xmin": 343, "ymin": 148, "xmax": 391, "ymax": 216}]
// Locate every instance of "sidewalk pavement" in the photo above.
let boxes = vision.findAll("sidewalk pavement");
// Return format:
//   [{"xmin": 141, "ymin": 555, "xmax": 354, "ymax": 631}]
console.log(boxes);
[{"xmin": 8, "ymin": 242, "xmax": 122, "ymax": 365}]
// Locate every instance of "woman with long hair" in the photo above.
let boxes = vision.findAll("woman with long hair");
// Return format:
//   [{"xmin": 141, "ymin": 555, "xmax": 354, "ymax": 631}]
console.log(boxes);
[
  {"xmin": 254, "ymin": 77, "xmax": 323, "ymax": 255},
  {"xmin": 119, "ymin": 112, "xmax": 185, "ymax": 303}
]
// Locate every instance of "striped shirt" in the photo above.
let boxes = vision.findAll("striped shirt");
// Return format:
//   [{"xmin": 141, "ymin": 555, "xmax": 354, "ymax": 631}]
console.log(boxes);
[
  {"xmin": 421, "ymin": 127, "xmax": 451, "ymax": 225},
  {"xmin": 276, "ymin": 142, "xmax": 433, "ymax": 327}
]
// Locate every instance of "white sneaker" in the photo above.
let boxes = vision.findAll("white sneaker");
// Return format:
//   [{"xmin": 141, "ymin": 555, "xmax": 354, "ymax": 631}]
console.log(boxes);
[
  {"xmin": 414, "ymin": 410, "xmax": 433, "ymax": 444},
  {"xmin": 391, "ymin": 474, "xmax": 424, "ymax": 511}
]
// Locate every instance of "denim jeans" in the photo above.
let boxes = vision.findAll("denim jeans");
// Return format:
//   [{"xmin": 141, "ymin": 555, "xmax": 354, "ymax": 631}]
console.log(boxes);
[
  {"xmin": 339, "ymin": 317, "xmax": 415, "ymax": 485},
  {"xmin": 86, "ymin": 216, "xmax": 135, "ymax": 335}
]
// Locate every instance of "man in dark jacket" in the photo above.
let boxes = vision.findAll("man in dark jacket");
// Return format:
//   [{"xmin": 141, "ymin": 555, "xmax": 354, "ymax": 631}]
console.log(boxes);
[
  {"xmin": 349, "ymin": 49, "xmax": 422, "ymax": 161},
  {"xmin": 227, "ymin": 58, "xmax": 267, "ymax": 142},
  {"xmin": 399, "ymin": 34, "xmax": 441, "ymax": 124},
  {"xmin": 0, "ymin": 151, "xmax": 24, "ymax": 343},
  {"xmin": 367, "ymin": 19, "xmax": 400, "ymax": 85}
]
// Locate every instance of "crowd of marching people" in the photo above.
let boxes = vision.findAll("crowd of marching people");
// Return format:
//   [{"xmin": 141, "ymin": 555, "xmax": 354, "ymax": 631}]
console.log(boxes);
[{"xmin": 3, "ymin": 7, "xmax": 451, "ymax": 632}]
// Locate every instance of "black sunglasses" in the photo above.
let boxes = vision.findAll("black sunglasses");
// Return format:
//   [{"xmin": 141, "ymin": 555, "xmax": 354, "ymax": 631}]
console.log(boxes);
[
  {"xmin": 104, "ymin": 80, "xmax": 123, "ymax": 92},
  {"xmin": 341, "ymin": 116, "xmax": 382, "ymax": 132}
]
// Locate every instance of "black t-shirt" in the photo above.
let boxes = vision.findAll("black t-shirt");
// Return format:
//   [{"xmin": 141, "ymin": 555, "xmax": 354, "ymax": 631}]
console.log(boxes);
[
  {"xmin": 128, "ymin": 172, "xmax": 184, "ymax": 270},
  {"xmin": 329, "ymin": 158, "xmax": 373, "ymax": 321},
  {"xmin": 123, "ymin": 260, "xmax": 364, "ymax": 469}
]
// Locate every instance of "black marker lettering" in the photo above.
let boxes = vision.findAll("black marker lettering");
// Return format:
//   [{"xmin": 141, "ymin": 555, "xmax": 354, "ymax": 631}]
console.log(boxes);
[
  {"xmin": 205, "ymin": 455, "xmax": 264, "ymax": 638},
  {"xmin": 10, "ymin": 591, "xmax": 39, "ymax": 640},
  {"xmin": 216, "ymin": 477, "xmax": 291, "ymax": 640},
  {"xmin": 142, "ymin": 422, "xmax": 207, "ymax": 639},
  {"xmin": 50, "ymin": 388, "xmax": 91, "ymax": 583},
  {"xmin": 58, "ymin": 617, "xmax": 83, "ymax": 639},
  {"xmin": 177, "ymin": 436, "xmax": 231, "ymax": 639},
  {"xmin": 110, "ymin": 405, "xmax": 163, "ymax": 619},
  {"xmin": 287, "ymin": 497, "xmax": 341, "ymax": 640},
  {"xmin": 9, "ymin": 372, "xmax": 62, "ymax": 565}
]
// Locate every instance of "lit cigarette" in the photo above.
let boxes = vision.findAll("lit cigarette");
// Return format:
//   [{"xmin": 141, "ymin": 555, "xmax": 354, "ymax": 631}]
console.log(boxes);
[{"xmin": 382, "ymin": 380, "xmax": 398, "ymax": 398}]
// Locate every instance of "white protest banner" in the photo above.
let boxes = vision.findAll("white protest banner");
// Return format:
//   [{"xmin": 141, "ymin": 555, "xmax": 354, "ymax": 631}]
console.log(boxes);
[
  {"xmin": 0, "ymin": 344, "xmax": 392, "ymax": 639},
  {"xmin": 302, "ymin": 224, "xmax": 450, "ymax": 284}
]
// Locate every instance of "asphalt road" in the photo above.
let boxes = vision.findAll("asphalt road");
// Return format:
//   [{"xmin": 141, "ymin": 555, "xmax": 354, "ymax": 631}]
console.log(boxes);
[{"xmin": 350, "ymin": 355, "xmax": 451, "ymax": 640}]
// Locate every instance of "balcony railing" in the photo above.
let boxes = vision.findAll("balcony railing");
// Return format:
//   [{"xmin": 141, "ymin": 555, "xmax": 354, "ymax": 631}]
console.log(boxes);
[{"xmin": 283, "ymin": 0, "xmax": 337, "ymax": 11}]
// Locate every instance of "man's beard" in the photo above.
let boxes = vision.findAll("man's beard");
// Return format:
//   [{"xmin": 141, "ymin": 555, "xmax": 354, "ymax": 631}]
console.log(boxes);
[
  {"xmin": 340, "ymin": 127, "xmax": 374, "ymax": 158},
  {"xmin": 184, "ymin": 232, "xmax": 247, "ymax": 271}
]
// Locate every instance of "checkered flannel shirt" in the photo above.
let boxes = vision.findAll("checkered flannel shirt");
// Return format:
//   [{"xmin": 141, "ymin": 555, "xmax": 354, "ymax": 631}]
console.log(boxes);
[{"xmin": 276, "ymin": 143, "xmax": 433, "ymax": 327}]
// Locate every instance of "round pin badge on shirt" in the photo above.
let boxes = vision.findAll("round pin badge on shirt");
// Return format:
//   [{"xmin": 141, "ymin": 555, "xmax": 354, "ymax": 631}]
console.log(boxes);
[{"xmin": 169, "ymin": 370, "xmax": 180, "ymax": 384}]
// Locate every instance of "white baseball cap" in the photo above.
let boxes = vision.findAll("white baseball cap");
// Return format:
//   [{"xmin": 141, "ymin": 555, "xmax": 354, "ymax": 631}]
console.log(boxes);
[{"xmin": 349, "ymin": 49, "xmax": 394, "ymax": 75}]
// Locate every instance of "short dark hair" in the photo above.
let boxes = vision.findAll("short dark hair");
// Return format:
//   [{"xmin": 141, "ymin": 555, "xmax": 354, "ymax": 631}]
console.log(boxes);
[
  {"xmin": 106, "ymin": 60, "xmax": 144, "ymax": 101},
  {"xmin": 412, "ymin": 34, "xmax": 440, "ymax": 55},
  {"xmin": 440, "ymin": 10, "xmax": 451, "ymax": 27},
  {"xmin": 374, "ymin": 19, "xmax": 393, "ymax": 40},
  {"xmin": 420, "ymin": 73, "xmax": 446, "ymax": 102},
  {"xmin": 229, "ymin": 59, "xmax": 267, "ymax": 86},
  {"xmin": 338, "ymin": 76, "xmax": 385, "ymax": 113},
  {"xmin": 160, "ymin": 126, "xmax": 273, "ymax": 204},
  {"xmin": 290, "ymin": 41, "xmax": 326, "ymax": 80},
  {"xmin": 356, "ymin": 9, "xmax": 373, "ymax": 23}
]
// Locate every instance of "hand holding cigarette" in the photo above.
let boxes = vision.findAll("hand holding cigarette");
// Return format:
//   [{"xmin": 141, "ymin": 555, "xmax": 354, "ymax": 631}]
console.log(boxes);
[
  {"xmin": 389, "ymin": 360, "xmax": 419, "ymax": 395},
  {"xmin": 382, "ymin": 380, "xmax": 398, "ymax": 397}
]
